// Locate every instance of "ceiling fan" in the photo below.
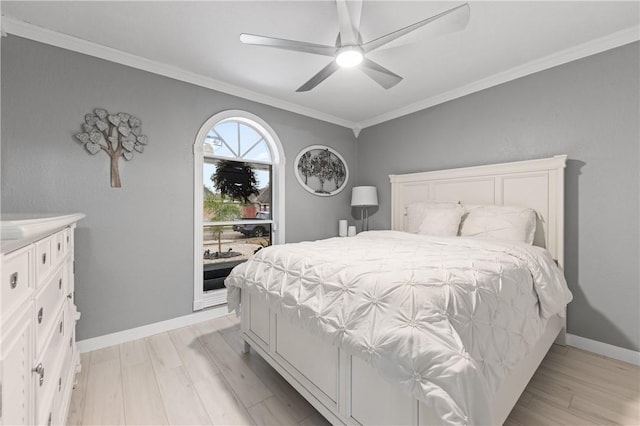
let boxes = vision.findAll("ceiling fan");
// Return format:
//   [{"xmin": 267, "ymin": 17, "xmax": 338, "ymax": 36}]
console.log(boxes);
[{"xmin": 240, "ymin": 1, "xmax": 470, "ymax": 92}]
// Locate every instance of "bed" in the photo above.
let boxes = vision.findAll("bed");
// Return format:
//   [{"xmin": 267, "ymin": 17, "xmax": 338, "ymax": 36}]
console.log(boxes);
[{"xmin": 225, "ymin": 155, "xmax": 571, "ymax": 425}]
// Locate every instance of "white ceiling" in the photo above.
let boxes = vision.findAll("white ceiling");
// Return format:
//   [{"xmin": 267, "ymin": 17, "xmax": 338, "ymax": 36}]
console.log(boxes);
[{"xmin": 2, "ymin": 1, "xmax": 639, "ymax": 132}]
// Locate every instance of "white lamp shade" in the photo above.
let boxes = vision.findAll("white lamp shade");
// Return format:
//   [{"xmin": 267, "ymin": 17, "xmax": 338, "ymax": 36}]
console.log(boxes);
[{"xmin": 351, "ymin": 186, "xmax": 378, "ymax": 207}]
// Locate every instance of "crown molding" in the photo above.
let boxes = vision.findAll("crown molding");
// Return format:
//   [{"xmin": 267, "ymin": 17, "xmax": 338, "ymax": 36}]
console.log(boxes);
[
  {"xmin": 356, "ymin": 25, "xmax": 640, "ymax": 130},
  {"xmin": 3, "ymin": 17, "xmax": 638, "ymax": 135},
  {"xmin": 1, "ymin": 16, "xmax": 356, "ymax": 130}
]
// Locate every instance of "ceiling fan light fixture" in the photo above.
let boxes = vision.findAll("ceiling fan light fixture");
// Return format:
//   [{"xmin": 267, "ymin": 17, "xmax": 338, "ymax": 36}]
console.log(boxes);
[{"xmin": 335, "ymin": 46, "xmax": 364, "ymax": 68}]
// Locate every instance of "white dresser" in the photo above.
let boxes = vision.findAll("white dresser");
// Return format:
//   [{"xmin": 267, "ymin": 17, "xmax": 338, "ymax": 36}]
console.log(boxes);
[{"xmin": 1, "ymin": 213, "xmax": 85, "ymax": 426}]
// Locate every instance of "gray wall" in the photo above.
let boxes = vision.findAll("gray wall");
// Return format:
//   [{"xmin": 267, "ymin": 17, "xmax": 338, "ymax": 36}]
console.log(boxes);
[
  {"xmin": 1, "ymin": 36, "xmax": 357, "ymax": 340},
  {"xmin": 357, "ymin": 42, "xmax": 640, "ymax": 351}
]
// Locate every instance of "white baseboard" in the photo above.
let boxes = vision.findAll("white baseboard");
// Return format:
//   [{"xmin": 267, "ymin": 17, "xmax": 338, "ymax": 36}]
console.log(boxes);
[
  {"xmin": 77, "ymin": 305, "xmax": 231, "ymax": 353},
  {"xmin": 76, "ymin": 312, "xmax": 640, "ymax": 367},
  {"xmin": 566, "ymin": 333, "xmax": 640, "ymax": 366}
]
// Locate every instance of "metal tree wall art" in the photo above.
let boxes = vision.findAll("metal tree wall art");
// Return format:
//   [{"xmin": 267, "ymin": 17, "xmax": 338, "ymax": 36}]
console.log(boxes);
[
  {"xmin": 75, "ymin": 108, "xmax": 149, "ymax": 187},
  {"xmin": 294, "ymin": 145, "xmax": 349, "ymax": 196}
]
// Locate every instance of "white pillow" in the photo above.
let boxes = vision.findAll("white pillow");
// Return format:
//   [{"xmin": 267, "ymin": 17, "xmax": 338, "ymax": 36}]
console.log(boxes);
[
  {"xmin": 417, "ymin": 206, "xmax": 464, "ymax": 237},
  {"xmin": 406, "ymin": 201, "xmax": 459, "ymax": 233},
  {"xmin": 459, "ymin": 205, "xmax": 537, "ymax": 244}
]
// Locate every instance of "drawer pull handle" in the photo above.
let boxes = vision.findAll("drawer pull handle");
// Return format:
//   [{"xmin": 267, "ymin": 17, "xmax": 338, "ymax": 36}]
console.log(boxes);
[
  {"xmin": 32, "ymin": 363, "xmax": 45, "ymax": 386},
  {"xmin": 38, "ymin": 307, "xmax": 44, "ymax": 324},
  {"xmin": 67, "ymin": 235, "xmax": 70, "ymax": 243},
  {"xmin": 58, "ymin": 242, "xmax": 62, "ymax": 251},
  {"xmin": 67, "ymin": 293, "xmax": 73, "ymax": 300},
  {"xmin": 47, "ymin": 411, "xmax": 52, "ymax": 426},
  {"xmin": 10, "ymin": 272, "xmax": 18, "ymax": 289},
  {"xmin": 42, "ymin": 252, "xmax": 47, "ymax": 264},
  {"xmin": 59, "ymin": 278, "xmax": 63, "ymax": 290},
  {"xmin": 58, "ymin": 377, "xmax": 63, "ymax": 391},
  {"xmin": 59, "ymin": 320, "xmax": 64, "ymax": 334}
]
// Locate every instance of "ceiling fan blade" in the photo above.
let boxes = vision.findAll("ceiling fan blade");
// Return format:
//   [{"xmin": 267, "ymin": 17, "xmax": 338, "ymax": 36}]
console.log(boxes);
[
  {"xmin": 296, "ymin": 61, "xmax": 341, "ymax": 92},
  {"xmin": 346, "ymin": 0, "xmax": 363, "ymax": 36},
  {"xmin": 360, "ymin": 58, "xmax": 402, "ymax": 89},
  {"xmin": 336, "ymin": 0, "xmax": 363, "ymax": 45},
  {"xmin": 240, "ymin": 33, "xmax": 336, "ymax": 57},
  {"xmin": 362, "ymin": 3, "xmax": 470, "ymax": 54}
]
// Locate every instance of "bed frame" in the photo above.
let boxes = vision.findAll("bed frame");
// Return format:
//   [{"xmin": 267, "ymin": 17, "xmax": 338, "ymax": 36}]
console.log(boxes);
[{"xmin": 239, "ymin": 155, "xmax": 568, "ymax": 425}]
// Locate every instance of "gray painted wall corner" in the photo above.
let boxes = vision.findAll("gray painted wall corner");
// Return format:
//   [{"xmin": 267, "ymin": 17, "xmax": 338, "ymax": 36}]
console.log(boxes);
[{"xmin": 357, "ymin": 42, "xmax": 640, "ymax": 351}]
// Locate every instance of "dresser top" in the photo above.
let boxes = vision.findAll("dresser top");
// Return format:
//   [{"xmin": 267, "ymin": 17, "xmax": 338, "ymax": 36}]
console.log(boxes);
[{"xmin": 1, "ymin": 213, "xmax": 85, "ymax": 253}]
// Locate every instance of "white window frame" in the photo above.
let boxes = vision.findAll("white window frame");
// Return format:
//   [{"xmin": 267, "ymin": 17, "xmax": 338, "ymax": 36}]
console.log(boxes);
[{"xmin": 193, "ymin": 110, "xmax": 285, "ymax": 310}]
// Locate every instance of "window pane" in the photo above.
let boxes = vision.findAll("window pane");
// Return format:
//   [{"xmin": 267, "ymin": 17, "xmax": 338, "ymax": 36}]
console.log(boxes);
[
  {"xmin": 214, "ymin": 122, "xmax": 239, "ymax": 157},
  {"xmin": 204, "ymin": 162, "xmax": 271, "ymax": 209},
  {"xmin": 243, "ymin": 140, "xmax": 272, "ymax": 163},
  {"xmin": 203, "ymin": 223, "xmax": 271, "ymax": 291},
  {"xmin": 202, "ymin": 158, "xmax": 216, "ymax": 193},
  {"xmin": 203, "ymin": 157, "xmax": 272, "ymax": 293},
  {"xmin": 239, "ymin": 123, "xmax": 272, "ymax": 163},
  {"xmin": 239, "ymin": 123, "xmax": 262, "ymax": 149},
  {"xmin": 205, "ymin": 121, "xmax": 273, "ymax": 163},
  {"xmin": 204, "ymin": 129, "xmax": 236, "ymax": 158}
]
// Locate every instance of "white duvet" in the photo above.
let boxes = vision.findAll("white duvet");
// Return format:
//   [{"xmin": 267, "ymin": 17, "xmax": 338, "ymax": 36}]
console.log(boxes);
[{"xmin": 226, "ymin": 231, "xmax": 572, "ymax": 425}]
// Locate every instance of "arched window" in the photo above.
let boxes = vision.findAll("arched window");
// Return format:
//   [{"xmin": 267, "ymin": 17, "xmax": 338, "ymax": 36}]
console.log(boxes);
[{"xmin": 193, "ymin": 111, "xmax": 285, "ymax": 310}]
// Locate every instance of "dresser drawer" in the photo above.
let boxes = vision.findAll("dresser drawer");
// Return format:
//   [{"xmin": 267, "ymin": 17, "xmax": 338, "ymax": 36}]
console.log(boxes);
[
  {"xmin": 36, "ymin": 394, "xmax": 55, "ymax": 426},
  {"xmin": 63, "ymin": 302, "xmax": 78, "ymax": 379},
  {"xmin": 2, "ymin": 246, "xmax": 33, "ymax": 320},
  {"xmin": 55, "ymin": 325, "xmax": 75, "ymax": 424},
  {"xmin": 35, "ymin": 266, "xmax": 66, "ymax": 354},
  {"xmin": 64, "ymin": 228, "xmax": 72, "ymax": 251},
  {"xmin": 65, "ymin": 301, "xmax": 78, "ymax": 353},
  {"xmin": 35, "ymin": 236, "xmax": 53, "ymax": 286},
  {"xmin": 51, "ymin": 230, "xmax": 68, "ymax": 267},
  {"xmin": 1, "ymin": 304, "xmax": 35, "ymax": 426},
  {"xmin": 34, "ymin": 307, "xmax": 66, "ymax": 419},
  {"xmin": 66, "ymin": 258, "xmax": 75, "ymax": 299}
]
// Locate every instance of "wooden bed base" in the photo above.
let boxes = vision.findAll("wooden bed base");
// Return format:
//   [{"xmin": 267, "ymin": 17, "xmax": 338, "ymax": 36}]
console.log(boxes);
[
  {"xmin": 239, "ymin": 155, "xmax": 568, "ymax": 425},
  {"xmin": 241, "ymin": 294, "xmax": 563, "ymax": 425}
]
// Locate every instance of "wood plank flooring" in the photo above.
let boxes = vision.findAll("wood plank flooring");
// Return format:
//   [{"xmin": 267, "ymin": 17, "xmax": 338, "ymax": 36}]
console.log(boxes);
[{"xmin": 68, "ymin": 315, "xmax": 640, "ymax": 425}]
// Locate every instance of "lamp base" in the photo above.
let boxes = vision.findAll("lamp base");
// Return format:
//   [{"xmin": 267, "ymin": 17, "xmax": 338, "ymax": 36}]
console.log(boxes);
[{"xmin": 361, "ymin": 207, "xmax": 370, "ymax": 232}]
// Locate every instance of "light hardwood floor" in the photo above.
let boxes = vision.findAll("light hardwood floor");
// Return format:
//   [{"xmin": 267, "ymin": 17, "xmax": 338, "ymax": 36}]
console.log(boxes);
[{"xmin": 68, "ymin": 315, "xmax": 640, "ymax": 425}]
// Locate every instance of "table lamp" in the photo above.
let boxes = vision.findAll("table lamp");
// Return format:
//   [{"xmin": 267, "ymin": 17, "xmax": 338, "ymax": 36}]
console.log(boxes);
[{"xmin": 351, "ymin": 186, "xmax": 378, "ymax": 232}]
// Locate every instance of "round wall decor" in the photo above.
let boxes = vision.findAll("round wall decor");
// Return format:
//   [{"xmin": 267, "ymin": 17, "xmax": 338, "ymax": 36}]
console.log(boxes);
[{"xmin": 294, "ymin": 145, "xmax": 349, "ymax": 196}]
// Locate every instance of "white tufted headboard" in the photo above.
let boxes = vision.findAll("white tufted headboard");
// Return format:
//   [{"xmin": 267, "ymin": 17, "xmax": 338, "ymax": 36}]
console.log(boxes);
[{"xmin": 389, "ymin": 155, "xmax": 567, "ymax": 267}]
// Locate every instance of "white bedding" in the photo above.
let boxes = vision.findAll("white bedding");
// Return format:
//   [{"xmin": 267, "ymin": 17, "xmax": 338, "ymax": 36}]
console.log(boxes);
[{"xmin": 226, "ymin": 231, "xmax": 572, "ymax": 425}]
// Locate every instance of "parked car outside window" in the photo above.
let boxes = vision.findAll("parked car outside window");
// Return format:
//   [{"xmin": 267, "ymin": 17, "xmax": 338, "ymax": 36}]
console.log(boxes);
[{"xmin": 233, "ymin": 211, "xmax": 271, "ymax": 237}]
